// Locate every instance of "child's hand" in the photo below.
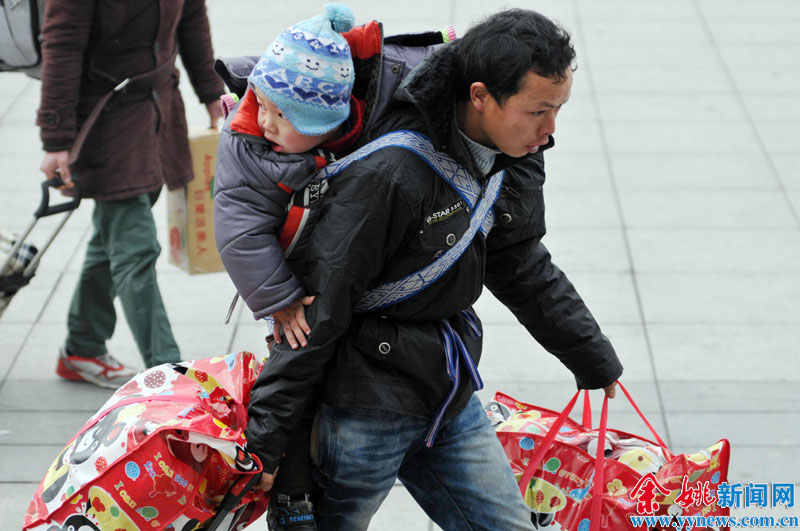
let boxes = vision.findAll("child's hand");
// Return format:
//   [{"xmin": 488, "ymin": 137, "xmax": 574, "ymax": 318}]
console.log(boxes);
[{"xmin": 273, "ymin": 296, "xmax": 315, "ymax": 349}]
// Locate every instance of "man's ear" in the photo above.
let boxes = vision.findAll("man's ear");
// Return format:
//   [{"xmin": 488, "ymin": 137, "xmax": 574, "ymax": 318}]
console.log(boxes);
[{"xmin": 469, "ymin": 82, "xmax": 490, "ymax": 113}]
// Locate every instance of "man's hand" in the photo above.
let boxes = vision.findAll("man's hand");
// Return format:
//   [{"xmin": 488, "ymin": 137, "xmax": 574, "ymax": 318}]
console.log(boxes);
[
  {"xmin": 273, "ymin": 296, "xmax": 315, "ymax": 349},
  {"xmin": 259, "ymin": 469, "xmax": 277, "ymax": 491},
  {"xmin": 603, "ymin": 381, "xmax": 617, "ymax": 399},
  {"xmin": 207, "ymin": 100, "xmax": 224, "ymax": 130},
  {"xmin": 40, "ymin": 150, "xmax": 75, "ymax": 194}
]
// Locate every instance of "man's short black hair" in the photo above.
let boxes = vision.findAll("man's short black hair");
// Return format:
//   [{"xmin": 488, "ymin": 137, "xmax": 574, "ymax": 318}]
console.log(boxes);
[{"xmin": 456, "ymin": 9, "xmax": 576, "ymax": 105}]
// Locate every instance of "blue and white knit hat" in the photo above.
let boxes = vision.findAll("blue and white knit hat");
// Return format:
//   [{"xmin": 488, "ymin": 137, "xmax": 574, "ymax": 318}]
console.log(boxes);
[{"xmin": 248, "ymin": 4, "xmax": 356, "ymax": 136}]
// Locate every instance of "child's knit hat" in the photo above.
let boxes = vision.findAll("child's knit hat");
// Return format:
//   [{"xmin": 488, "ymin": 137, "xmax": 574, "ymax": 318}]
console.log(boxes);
[{"xmin": 248, "ymin": 4, "xmax": 356, "ymax": 136}]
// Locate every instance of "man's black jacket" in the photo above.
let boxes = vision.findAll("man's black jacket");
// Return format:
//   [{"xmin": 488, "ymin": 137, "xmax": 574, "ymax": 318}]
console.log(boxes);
[{"xmin": 245, "ymin": 39, "xmax": 623, "ymax": 472}]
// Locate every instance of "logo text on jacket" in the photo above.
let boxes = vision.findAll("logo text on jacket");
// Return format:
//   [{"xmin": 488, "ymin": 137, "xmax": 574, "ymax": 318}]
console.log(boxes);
[{"xmin": 425, "ymin": 200, "xmax": 465, "ymax": 226}]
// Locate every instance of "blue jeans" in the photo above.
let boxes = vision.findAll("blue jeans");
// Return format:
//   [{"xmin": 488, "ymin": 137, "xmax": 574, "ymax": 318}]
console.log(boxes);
[{"xmin": 313, "ymin": 394, "xmax": 534, "ymax": 530}]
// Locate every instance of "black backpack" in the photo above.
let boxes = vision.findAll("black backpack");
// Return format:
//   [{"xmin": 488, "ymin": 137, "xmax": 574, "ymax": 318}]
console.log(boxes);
[{"xmin": 0, "ymin": 0, "xmax": 45, "ymax": 79}]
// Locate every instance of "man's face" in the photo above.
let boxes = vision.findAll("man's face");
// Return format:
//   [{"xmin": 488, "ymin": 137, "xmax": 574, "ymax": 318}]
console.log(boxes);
[
  {"xmin": 253, "ymin": 87, "xmax": 328, "ymax": 154},
  {"xmin": 476, "ymin": 69, "xmax": 572, "ymax": 158}
]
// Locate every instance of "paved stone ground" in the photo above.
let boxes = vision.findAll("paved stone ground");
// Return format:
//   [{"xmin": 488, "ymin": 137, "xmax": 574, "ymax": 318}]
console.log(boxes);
[{"xmin": 1, "ymin": 0, "xmax": 799, "ymax": 529}]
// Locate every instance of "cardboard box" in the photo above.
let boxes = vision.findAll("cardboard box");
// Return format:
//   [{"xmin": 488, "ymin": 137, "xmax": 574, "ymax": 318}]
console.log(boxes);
[{"xmin": 167, "ymin": 128, "xmax": 225, "ymax": 274}]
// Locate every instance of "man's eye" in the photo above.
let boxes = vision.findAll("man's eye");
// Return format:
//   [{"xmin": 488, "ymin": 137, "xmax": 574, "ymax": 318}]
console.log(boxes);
[
  {"xmin": 532, "ymin": 111, "xmax": 546, "ymax": 116},
  {"xmin": 278, "ymin": 113, "xmax": 284, "ymax": 119}
]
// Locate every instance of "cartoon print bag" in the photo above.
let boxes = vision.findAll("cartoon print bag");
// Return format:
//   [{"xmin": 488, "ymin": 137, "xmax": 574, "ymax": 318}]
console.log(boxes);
[
  {"xmin": 489, "ymin": 382, "xmax": 730, "ymax": 530},
  {"xmin": 23, "ymin": 352, "xmax": 270, "ymax": 531}
]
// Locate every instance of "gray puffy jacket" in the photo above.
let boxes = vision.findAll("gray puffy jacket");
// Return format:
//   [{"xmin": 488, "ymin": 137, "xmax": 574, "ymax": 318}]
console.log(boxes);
[{"xmin": 213, "ymin": 23, "xmax": 449, "ymax": 319}]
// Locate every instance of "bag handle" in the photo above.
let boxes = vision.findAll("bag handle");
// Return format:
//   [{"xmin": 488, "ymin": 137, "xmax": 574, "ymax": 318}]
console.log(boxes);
[
  {"xmin": 582, "ymin": 389, "xmax": 592, "ymax": 429},
  {"xmin": 589, "ymin": 396, "xmax": 609, "ymax": 531},
  {"xmin": 617, "ymin": 381, "xmax": 671, "ymax": 458},
  {"xmin": 516, "ymin": 382, "xmax": 673, "ymax": 529},
  {"xmin": 517, "ymin": 389, "xmax": 581, "ymax": 496},
  {"xmin": 579, "ymin": 383, "xmax": 669, "ymax": 457},
  {"xmin": 516, "ymin": 391, "xmax": 607, "ymax": 531}
]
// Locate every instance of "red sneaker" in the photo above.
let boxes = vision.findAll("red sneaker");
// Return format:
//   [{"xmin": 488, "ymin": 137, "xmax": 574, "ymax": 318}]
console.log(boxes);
[{"xmin": 56, "ymin": 346, "xmax": 138, "ymax": 389}]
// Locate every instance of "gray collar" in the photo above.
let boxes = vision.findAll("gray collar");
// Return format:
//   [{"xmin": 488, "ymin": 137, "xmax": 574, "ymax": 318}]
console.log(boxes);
[{"xmin": 456, "ymin": 127, "xmax": 502, "ymax": 177}]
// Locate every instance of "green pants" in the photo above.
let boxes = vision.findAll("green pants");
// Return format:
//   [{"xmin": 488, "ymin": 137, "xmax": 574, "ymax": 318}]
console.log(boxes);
[{"xmin": 65, "ymin": 190, "xmax": 180, "ymax": 367}]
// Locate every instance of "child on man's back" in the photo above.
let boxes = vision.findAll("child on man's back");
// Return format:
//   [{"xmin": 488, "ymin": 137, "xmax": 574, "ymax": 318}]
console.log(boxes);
[{"xmin": 213, "ymin": 4, "xmax": 364, "ymax": 528}]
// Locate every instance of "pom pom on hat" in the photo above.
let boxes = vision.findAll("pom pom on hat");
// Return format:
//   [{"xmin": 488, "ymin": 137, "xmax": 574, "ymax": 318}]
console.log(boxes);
[
  {"xmin": 248, "ymin": 4, "xmax": 356, "ymax": 136},
  {"xmin": 325, "ymin": 3, "xmax": 355, "ymax": 33}
]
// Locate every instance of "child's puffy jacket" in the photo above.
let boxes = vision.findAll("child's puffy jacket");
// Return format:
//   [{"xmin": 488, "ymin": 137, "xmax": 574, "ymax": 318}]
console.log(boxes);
[{"xmin": 213, "ymin": 22, "xmax": 452, "ymax": 320}]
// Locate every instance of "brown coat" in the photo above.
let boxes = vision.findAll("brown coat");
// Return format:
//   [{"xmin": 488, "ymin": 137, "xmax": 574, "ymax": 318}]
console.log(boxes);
[{"xmin": 36, "ymin": 0, "xmax": 224, "ymax": 200}]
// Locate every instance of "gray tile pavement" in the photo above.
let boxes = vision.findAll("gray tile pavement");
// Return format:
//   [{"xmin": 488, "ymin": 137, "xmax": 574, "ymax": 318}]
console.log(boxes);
[{"xmin": 2, "ymin": 0, "xmax": 799, "ymax": 529}]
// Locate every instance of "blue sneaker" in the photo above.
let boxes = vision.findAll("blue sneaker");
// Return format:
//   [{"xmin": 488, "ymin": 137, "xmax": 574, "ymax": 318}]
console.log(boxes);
[{"xmin": 267, "ymin": 492, "xmax": 316, "ymax": 530}]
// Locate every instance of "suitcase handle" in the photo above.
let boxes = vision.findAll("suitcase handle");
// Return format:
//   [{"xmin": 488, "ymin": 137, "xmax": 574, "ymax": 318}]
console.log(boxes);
[{"xmin": 35, "ymin": 176, "xmax": 81, "ymax": 218}]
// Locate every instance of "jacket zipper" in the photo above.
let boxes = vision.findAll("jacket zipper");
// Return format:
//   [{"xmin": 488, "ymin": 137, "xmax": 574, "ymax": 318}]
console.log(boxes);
[{"xmin": 364, "ymin": 23, "xmax": 386, "ymax": 133}]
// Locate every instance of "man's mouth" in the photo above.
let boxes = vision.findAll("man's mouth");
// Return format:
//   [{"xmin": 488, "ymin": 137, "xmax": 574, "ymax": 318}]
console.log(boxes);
[{"xmin": 527, "ymin": 138, "xmax": 549, "ymax": 153}]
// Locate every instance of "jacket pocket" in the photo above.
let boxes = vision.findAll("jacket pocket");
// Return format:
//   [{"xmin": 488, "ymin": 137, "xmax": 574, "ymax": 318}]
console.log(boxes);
[
  {"xmin": 492, "ymin": 184, "xmax": 545, "ymax": 240},
  {"xmin": 351, "ymin": 315, "xmax": 447, "ymax": 384},
  {"xmin": 418, "ymin": 207, "xmax": 470, "ymax": 256}
]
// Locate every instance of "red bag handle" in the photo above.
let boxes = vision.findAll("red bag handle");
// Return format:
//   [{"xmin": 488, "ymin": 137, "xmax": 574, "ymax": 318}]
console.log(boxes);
[
  {"xmin": 576, "ymin": 382, "xmax": 671, "ymax": 459},
  {"xmin": 617, "ymin": 381, "xmax": 671, "ymax": 457},
  {"xmin": 582, "ymin": 389, "xmax": 592, "ymax": 429},
  {"xmin": 589, "ymin": 396, "xmax": 609, "ymax": 531},
  {"xmin": 517, "ymin": 389, "xmax": 581, "ymax": 496},
  {"xmin": 516, "ymin": 381, "xmax": 673, "ymax": 529}
]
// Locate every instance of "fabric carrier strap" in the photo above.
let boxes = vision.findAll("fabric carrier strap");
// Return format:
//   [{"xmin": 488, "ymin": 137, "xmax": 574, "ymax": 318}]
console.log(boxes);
[
  {"xmin": 260, "ymin": 130, "xmax": 500, "ymax": 324},
  {"xmin": 424, "ymin": 310, "xmax": 485, "ymax": 447},
  {"xmin": 321, "ymin": 130, "xmax": 489, "ymax": 210},
  {"xmin": 318, "ymin": 130, "xmax": 504, "ymax": 312},
  {"xmin": 314, "ymin": 132, "xmax": 501, "ymax": 445},
  {"xmin": 321, "ymin": 132, "xmax": 501, "ymax": 444},
  {"xmin": 266, "ymin": 132, "xmax": 500, "ymax": 440}
]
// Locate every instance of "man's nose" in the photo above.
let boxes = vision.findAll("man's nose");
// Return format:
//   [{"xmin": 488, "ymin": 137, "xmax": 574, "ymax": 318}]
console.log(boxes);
[{"xmin": 541, "ymin": 111, "xmax": 557, "ymax": 136}]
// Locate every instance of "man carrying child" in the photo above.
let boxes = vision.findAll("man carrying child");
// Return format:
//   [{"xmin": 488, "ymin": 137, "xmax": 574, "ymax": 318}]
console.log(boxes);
[{"xmin": 217, "ymin": 5, "xmax": 623, "ymax": 530}]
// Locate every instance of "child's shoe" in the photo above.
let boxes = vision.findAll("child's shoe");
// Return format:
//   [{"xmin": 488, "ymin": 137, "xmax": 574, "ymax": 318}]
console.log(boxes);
[{"xmin": 267, "ymin": 492, "xmax": 316, "ymax": 530}]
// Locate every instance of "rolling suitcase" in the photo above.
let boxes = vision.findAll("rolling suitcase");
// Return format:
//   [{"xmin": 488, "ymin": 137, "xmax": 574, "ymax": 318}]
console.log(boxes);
[{"xmin": 0, "ymin": 176, "xmax": 80, "ymax": 318}]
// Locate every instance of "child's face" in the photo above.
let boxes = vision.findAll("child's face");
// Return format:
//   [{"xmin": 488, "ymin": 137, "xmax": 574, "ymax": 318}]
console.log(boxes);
[{"xmin": 253, "ymin": 87, "xmax": 331, "ymax": 154}]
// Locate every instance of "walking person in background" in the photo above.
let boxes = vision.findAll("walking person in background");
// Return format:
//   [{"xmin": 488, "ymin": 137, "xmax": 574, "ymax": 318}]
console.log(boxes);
[{"xmin": 36, "ymin": 0, "xmax": 224, "ymax": 388}]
